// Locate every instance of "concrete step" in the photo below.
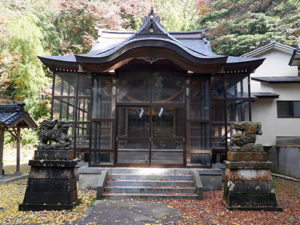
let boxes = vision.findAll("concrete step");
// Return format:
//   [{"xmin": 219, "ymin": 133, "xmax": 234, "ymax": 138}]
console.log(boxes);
[
  {"xmin": 106, "ymin": 180, "xmax": 195, "ymax": 187},
  {"xmin": 109, "ymin": 168, "xmax": 192, "ymax": 175},
  {"xmin": 104, "ymin": 186, "xmax": 196, "ymax": 194},
  {"xmin": 102, "ymin": 192, "xmax": 199, "ymax": 199},
  {"xmin": 109, "ymin": 174, "xmax": 193, "ymax": 181}
]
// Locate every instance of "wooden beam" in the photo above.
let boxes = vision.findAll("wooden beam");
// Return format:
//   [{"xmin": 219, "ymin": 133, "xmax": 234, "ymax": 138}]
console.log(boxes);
[
  {"xmin": 0, "ymin": 128, "xmax": 4, "ymax": 177},
  {"xmin": 8, "ymin": 129, "xmax": 16, "ymax": 139},
  {"xmin": 16, "ymin": 127, "xmax": 21, "ymax": 175}
]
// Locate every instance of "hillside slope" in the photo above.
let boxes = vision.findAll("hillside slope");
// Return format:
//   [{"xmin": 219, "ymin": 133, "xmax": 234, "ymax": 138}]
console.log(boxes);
[{"xmin": 199, "ymin": 0, "xmax": 300, "ymax": 55}]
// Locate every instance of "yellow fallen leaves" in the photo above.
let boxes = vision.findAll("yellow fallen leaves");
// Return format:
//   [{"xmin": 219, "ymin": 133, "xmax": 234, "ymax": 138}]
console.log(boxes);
[{"xmin": 0, "ymin": 180, "xmax": 96, "ymax": 224}]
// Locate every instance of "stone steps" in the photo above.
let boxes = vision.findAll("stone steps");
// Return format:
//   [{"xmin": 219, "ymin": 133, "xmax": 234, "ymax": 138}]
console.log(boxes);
[
  {"xmin": 106, "ymin": 180, "xmax": 194, "ymax": 187},
  {"xmin": 104, "ymin": 186, "xmax": 196, "ymax": 194},
  {"xmin": 102, "ymin": 168, "xmax": 200, "ymax": 199},
  {"xmin": 102, "ymin": 192, "xmax": 198, "ymax": 199},
  {"xmin": 108, "ymin": 168, "xmax": 193, "ymax": 175},
  {"xmin": 109, "ymin": 174, "xmax": 192, "ymax": 181}
]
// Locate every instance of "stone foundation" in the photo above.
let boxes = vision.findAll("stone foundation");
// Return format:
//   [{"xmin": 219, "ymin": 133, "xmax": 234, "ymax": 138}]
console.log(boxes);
[
  {"xmin": 223, "ymin": 159, "xmax": 281, "ymax": 211},
  {"xmin": 19, "ymin": 152, "xmax": 79, "ymax": 211}
]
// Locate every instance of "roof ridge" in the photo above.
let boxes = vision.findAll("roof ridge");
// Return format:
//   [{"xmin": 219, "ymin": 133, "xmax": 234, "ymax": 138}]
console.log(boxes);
[{"xmin": 242, "ymin": 41, "xmax": 295, "ymax": 57}]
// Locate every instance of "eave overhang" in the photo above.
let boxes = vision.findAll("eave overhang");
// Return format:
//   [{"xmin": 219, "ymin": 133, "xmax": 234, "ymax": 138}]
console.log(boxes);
[
  {"xmin": 289, "ymin": 44, "xmax": 300, "ymax": 66},
  {"xmin": 0, "ymin": 103, "xmax": 37, "ymax": 129},
  {"xmin": 251, "ymin": 92, "xmax": 279, "ymax": 99},
  {"xmin": 252, "ymin": 76, "xmax": 300, "ymax": 83}
]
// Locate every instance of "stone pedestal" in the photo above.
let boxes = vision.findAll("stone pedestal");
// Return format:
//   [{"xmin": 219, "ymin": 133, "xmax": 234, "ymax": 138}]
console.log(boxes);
[
  {"xmin": 19, "ymin": 149, "xmax": 79, "ymax": 211},
  {"xmin": 223, "ymin": 152, "xmax": 281, "ymax": 211}
]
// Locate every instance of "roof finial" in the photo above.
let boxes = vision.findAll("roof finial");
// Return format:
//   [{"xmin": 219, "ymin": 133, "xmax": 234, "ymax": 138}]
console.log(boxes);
[{"xmin": 149, "ymin": 7, "xmax": 155, "ymax": 20}]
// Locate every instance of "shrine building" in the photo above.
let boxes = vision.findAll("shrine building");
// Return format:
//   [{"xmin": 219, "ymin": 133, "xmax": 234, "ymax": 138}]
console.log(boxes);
[{"xmin": 39, "ymin": 9, "xmax": 264, "ymax": 167}]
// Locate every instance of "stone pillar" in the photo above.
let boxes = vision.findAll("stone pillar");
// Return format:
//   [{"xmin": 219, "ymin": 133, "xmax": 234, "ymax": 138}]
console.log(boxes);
[
  {"xmin": 223, "ymin": 121, "xmax": 281, "ymax": 211},
  {"xmin": 19, "ymin": 120, "xmax": 79, "ymax": 211}
]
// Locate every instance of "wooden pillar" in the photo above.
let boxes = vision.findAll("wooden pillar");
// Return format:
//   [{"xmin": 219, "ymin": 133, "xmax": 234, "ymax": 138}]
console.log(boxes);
[
  {"xmin": 0, "ymin": 127, "xmax": 4, "ymax": 178},
  {"xmin": 16, "ymin": 127, "xmax": 21, "ymax": 175}
]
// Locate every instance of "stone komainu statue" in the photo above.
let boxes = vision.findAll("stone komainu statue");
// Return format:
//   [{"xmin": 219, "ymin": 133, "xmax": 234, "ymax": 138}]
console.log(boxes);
[
  {"xmin": 38, "ymin": 119, "xmax": 72, "ymax": 150},
  {"xmin": 230, "ymin": 121, "xmax": 264, "ymax": 152}
]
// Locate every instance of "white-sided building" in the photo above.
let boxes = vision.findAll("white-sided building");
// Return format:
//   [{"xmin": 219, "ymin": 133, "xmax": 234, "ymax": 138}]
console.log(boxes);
[{"xmin": 243, "ymin": 41, "xmax": 300, "ymax": 178}]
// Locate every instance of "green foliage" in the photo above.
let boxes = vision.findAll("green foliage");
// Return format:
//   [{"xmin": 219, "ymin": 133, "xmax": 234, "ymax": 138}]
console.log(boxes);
[
  {"xmin": 198, "ymin": 0, "xmax": 300, "ymax": 56},
  {"xmin": 153, "ymin": 0, "xmax": 200, "ymax": 31},
  {"xmin": 0, "ymin": 14, "xmax": 51, "ymax": 118}
]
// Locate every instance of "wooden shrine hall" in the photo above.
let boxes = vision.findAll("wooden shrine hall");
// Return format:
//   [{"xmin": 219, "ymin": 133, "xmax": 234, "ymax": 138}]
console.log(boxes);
[
  {"xmin": 38, "ymin": 9, "xmax": 264, "ymax": 168},
  {"xmin": 0, "ymin": 103, "xmax": 37, "ymax": 176}
]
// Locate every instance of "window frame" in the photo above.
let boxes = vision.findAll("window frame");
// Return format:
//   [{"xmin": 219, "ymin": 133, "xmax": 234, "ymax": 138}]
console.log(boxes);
[{"xmin": 277, "ymin": 101, "xmax": 300, "ymax": 118}]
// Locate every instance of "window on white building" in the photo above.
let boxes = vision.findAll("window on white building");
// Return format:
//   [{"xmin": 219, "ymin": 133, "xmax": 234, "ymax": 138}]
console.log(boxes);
[{"xmin": 277, "ymin": 101, "xmax": 300, "ymax": 118}]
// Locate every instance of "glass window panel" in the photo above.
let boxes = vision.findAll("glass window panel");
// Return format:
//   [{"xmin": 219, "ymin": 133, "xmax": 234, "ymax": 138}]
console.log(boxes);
[
  {"xmin": 54, "ymin": 74, "xmax": 63, "ymax": 96},
  {"xmin": 90, "ymin": 152, "xmax": 114, "ymax": 166},
  {"xmin": 92, "ymin": 78, "xmax": 113, "ymax": 119},
  {"xmin": 117, "ymin": 140, "xmax": 149, "ymax": 164},
  {"xmin": 91, "ymin": 122, "xmax": 113, "ymax": 150},
  {"xmin": 152, "ymin": 107, "xmax": 184, "ymax": 138},
  {"xmin": 226, "ymin": 100, "xmax": 250, "ymax": 122},
  {"xmin": 78, "ymin": 75, "xmax": 91, "ymax": 96},
  {"xmin": 226, "ymin": 125, "xmax": 233, "ymax": 148},
  {"xmin": 277, "ymin": 101, "xmax": 292, "ymax": 117},
  {"xmin": 77, "ymin": 98, "xmax": 91, "ymax": 122},
  {"xmin": 211, "ymin": 76, "xmax": 224, "ymax": 97},
  {"xmin": 277, "ymin": 101, "xmax": 300, "ymax": 117},
  {"xmin": 67, "ymin": 123, "xmax": 74, "ymax": 149},
  {"xmin": 117, "ymin": 71, "xmax": 150, "ymax": 103},
  {"xmin": 212, "ymin": 101, "xmax": 225, "ymax": 122},
  {"xmin": 293, "ymin": 102, "xmax": 300, "ymax": 116},
  {"xmin": 152, "ymin": 140, "xmax": 183, "ymax": 151},
  {"xmin": 190, "ymin": 78, "xmax": 209, "ymax": 120},
  {"xmin": 55, "ymin": 73, "xmax": 77, "ymax": 96},
  {"xmin": 211, "ymin": 125, "xmax": 226, "ymax": 149},
  {"xmin": 117, "ymin": 107, "xmax": 150, "ymax": 138},
  {"xmin": 76, "ymin": 123, "xmax": 90, "ymax": 148},
  {"xmin": 53, "ymin": 98, "xmax": 75, "ymax": 121},
  {"xmin": 151, "ymin": 141, "xmax": 183, "ymax": 164},
  {"xmin": 152, "ymin": 71, "xmax": 184, "ymax": 103},
  {"xmin": 189, "ymin": 122, "xmax": 210, "ymax": 150},
  {"xmin": 52, "ymin": 98, "xmax": 61, "ymax": 120},
  {"xmin": 226, "ymin": 74, "xmax": 248, "ymax": 98}
]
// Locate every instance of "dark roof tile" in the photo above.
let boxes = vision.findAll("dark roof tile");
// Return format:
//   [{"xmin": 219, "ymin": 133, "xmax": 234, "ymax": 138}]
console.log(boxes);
[{"xmin": 0, "ymin": 103, "xmax": 37, "ymax": 128}]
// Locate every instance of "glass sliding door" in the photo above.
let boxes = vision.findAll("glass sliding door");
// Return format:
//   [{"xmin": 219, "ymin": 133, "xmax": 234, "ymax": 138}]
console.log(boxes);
[
  {"xmin": 151, "ymin": 107, "xmax": 184, "ymax": 165},
  {"xmin": 116, "ymin": 106, "xmax": 184, "ymax": 166},
  {"xmin": 115, "ymin": 68, "xmax": 186, "ymax": 166},
  {"xmin": 117, "ymin": 106, "xmax": 150, "ymax": 164}
]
